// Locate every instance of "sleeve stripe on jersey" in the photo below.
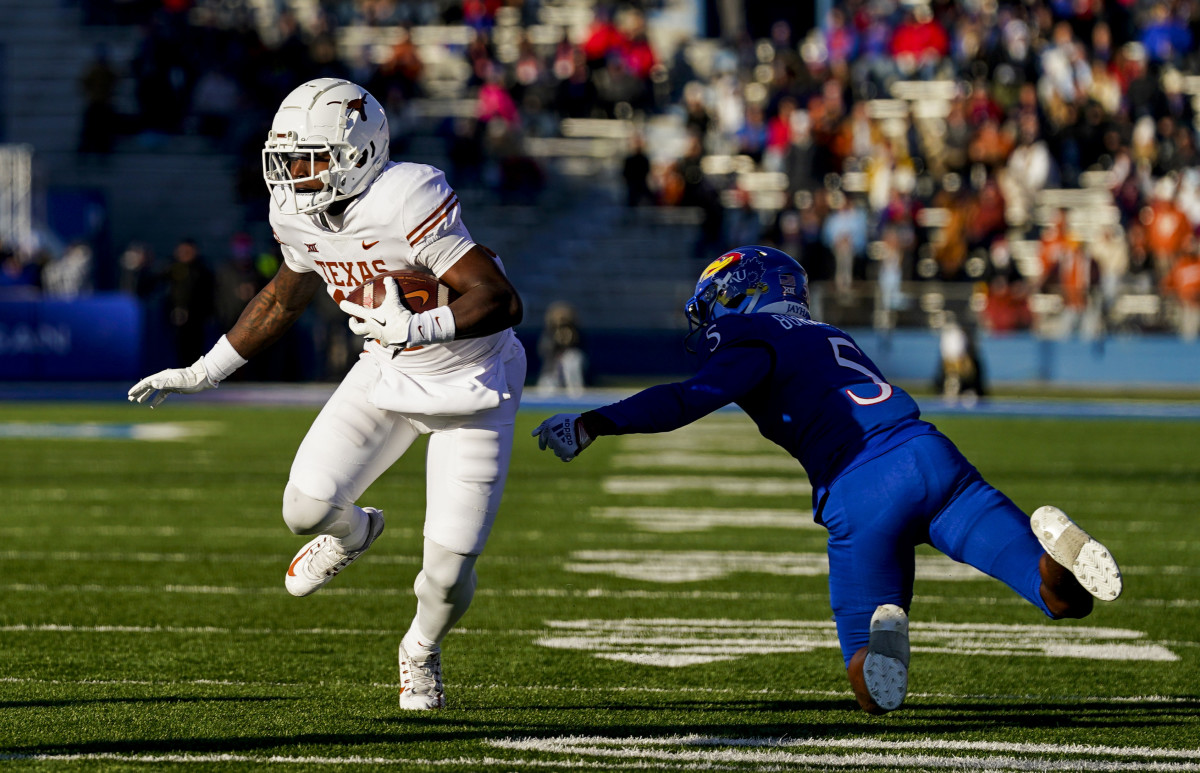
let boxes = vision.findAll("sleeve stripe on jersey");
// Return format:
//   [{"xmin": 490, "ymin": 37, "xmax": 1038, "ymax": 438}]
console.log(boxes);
[
  {"xmin": 410, "ymin": 201, "xmax": 459, "ymax": 244},
  {"xmin": 406, "ymin": 192, "xmax": 458, "ymax": 243}
]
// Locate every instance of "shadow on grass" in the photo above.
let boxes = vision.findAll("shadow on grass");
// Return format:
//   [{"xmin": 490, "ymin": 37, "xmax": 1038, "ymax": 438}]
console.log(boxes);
[{"xmin": 5, "ymin": 696, "xmax": 1198, "ymax": 760}]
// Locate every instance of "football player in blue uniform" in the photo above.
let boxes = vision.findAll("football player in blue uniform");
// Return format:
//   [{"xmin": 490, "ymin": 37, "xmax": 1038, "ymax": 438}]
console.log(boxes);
[{"xmin": 532, "ymin": 245, "xmax": 1123, "ymax": 714}]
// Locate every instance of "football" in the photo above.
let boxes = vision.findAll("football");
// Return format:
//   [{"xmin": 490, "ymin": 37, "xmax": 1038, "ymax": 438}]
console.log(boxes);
[{"xmin": 343, "ymin": 270, "xmax": 458, "ymax": 319}]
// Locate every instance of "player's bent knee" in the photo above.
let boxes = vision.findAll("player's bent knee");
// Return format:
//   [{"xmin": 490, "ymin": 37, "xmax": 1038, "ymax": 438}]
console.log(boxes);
[{"xmin": 281, "ymin": 481, "xmax": 343, "ymax": 535}]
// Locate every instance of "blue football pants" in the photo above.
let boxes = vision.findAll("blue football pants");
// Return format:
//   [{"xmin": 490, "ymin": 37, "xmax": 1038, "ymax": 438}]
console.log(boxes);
[{"xmin": 820, "ymin": 433, "xmax": 1052, "ymax": 666}]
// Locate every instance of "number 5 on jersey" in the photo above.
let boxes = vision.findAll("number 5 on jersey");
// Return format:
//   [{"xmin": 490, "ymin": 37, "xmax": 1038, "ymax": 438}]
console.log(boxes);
[{"xmin": 829, "ymin": 337, "xmax": 893, "ymax": 406}]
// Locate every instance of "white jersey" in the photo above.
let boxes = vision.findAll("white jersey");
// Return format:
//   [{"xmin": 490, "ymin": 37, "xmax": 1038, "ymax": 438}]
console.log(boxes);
[{"xmin": 270, "ymin": 160, "xmax": 515, "ymax": 376}]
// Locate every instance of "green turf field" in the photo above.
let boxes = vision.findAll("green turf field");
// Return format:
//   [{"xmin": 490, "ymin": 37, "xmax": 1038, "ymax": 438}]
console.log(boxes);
[{"xmin": 1, "ymin": 401, "xmax": 1197, "ymax": 771}]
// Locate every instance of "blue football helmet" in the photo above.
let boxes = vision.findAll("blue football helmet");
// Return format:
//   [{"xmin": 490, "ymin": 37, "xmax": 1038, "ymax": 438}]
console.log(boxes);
[{"xmin": 684, "ymin": 245, "xmax": 811, "ymax": 334}]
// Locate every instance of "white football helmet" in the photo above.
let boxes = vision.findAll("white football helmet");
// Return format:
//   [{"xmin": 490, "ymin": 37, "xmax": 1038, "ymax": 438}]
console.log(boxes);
[{"xmin": 262, "ymin": 78, "xmax": 390, "ymax": 215}]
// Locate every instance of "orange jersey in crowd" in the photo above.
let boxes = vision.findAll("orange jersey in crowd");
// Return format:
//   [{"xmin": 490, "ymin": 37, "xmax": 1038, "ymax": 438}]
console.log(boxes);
[
  {"xmin": 1165, "ymin": 256, "xmax": 1200, "ymax": 303},
  {"xmin": 1145, "ymin": 201, "xmax": 1192, "ymax": 256}
]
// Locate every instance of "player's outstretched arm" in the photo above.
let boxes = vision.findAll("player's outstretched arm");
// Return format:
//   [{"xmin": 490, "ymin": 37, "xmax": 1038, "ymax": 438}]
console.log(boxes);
[
  {"xmin": 128, "ymin": 264, "xmax": 323, "ymax": 407},
  {"xmin": 531, "ymin": 341, "xmax": 770, "ymax": 459}
]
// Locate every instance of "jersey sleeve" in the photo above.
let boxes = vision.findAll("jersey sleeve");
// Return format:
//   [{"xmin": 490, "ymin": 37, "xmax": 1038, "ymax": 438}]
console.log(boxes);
[
  {"xmin": 402, "ymin": 167, "xmax": 474, "ymax": 276},
  {"xmin": 279, "ymin": 243, "xmax": 310, "ymax": 273},
  {"xmin": 269, "ymin": 217, "xmax": 313, "ymax": 274},
  {"xmin": 587, "ymin": 341, "xmax": 773, "ymax": 435}
]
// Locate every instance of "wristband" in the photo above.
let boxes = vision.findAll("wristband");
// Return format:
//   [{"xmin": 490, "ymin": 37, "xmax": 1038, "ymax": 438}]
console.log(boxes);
[
  {"xmin": 201, "ymin": 335, "xmax": 249, "ymax": 384},
  {"xmin": 575, "ymin": 416, "xmax": 592, "ymax": 449},
  {"xmin": 408, "ymin": 307, "xmax": 456, "ymax": 346},
  {"xmin": 580, "ymin": 410, "xmax": 616, "ymax": 437}
]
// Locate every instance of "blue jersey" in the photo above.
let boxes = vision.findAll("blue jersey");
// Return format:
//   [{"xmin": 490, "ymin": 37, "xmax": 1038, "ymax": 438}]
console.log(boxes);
[{"xmin": 589, "ymin": 313, "xmax": 943, "ymax": 512}]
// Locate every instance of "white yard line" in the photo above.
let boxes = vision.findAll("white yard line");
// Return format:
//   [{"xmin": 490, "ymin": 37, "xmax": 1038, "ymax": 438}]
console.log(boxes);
[
  {"xmin": 590, "ymin": 507, "xmax": 819, "ymax": 532},
  {"xmin": 490, "ymin": 736, "xmax": 1200, "ymax": 771},
  {"xmin": 3, "ymin": 583, "xmax": 1199, "ymax": 610},
  {"xmin": 0, "ymin": 421, "xmax": 219, "ymax": 441},
  {"xmin": 0, "ymin": 552, "xmax": 531, "ymax": 567},
  {"xmin": 0, "ymin": 526, "xmax": 276, "ymax": 538},
  {"xmin": 536, "ymin": 618, "xmax": 1179, "ymax": 664},
  {"xmin": 9, "ymin": 488, "xmax": 208, "ymax": 502},
  {"xmin": 501, "ymin": 734, "xmax": 1200, "ymax": 759},
  {"xmin": 3, "ymin": 617, "xmax": 1177, "ymax": 664},
  {"xmin": 6, "ymin": 749, "xmax": 1200, "ymax": 772},
  {"xmin": 0, "ymin": 526, "xmax": 423, "ymax": 540},
  {"xmin": 563, "ymin": 550, "xmax": 988, "ymax": 582},
  {"xmin": 611, "ymin": 453, "xmax": 802, "ymax": 471},
  {"xmin": 0, "ymin": 623, "xmax": 434, "ymax": 636},
  {"xmin": 6, "ymin": 751, "xmax": 1199, "ymax": 771},
  {"xmin": 0, "ymin": 547, "xmax": 1191, "ymax": 576},
  {"xmin": 0, "ymin": 753, "xmax": 645, "ymax": 769},
  {"xmin": 603, "ymin": 476, "xmax": 812, "ymax": 495}
]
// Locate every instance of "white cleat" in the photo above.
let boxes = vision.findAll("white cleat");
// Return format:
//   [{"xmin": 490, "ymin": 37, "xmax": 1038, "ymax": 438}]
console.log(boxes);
[
  {"xmin": 399, "ymin": 640, "xmax": 446, "ymax": 710},
  {"xmin": 1031, "ymin": 505, "xmax": 1122, "ymax": 601},
  {"xmin": 863, "ymin": 604, "xmax": 910, "ymax": 712},
  {"xmin": 285, "ymin": 508, "xmax": 385, "ymax": 597}
]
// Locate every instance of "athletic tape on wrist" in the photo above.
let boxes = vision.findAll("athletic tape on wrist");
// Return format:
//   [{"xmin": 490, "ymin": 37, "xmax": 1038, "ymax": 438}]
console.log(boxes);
[
  {"xmin": 202, "ymin": 335, "xmax": 249, "ymax": 384},
  {"xmin": 408, "ymin": 307, "xmax": 456, "ymax": 346}
]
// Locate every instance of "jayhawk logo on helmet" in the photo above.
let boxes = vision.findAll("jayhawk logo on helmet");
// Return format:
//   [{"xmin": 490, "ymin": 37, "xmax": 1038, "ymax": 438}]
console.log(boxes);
[
  {"xmin": 699, "ymin": 251, "xmax": 744, "ymax": 281},
  {"xmin": 685, "ymin": 245, "xmax": 811, "ymax": 333}
]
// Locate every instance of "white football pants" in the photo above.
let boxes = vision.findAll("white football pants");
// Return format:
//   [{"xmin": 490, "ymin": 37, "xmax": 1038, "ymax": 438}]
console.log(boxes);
[{"xmin": 284, "ymin": 343, "xmax": 525, "ymax": 641}]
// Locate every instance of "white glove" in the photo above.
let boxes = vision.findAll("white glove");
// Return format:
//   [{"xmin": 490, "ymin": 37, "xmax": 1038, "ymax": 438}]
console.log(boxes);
[
  {"xmin": 339, "ymin": 277, "xmax": 414, "ymax": 348},
  {"xmin": 127, "ymin": 358, "xmax": 215, "ymax": 408},
  {"xmin": 532, "ymin": 413, "xmax": 593, "ymax": 462}
]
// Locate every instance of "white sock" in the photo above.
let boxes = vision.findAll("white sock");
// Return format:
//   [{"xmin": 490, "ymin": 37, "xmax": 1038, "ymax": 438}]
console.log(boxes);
[
  {"xmin": 402, "ymin": 622, "xmax": 438, "ymax": 653},
  {"xmin": 332, "ymin": 506, "xmax": 371, "ymax": 551}
]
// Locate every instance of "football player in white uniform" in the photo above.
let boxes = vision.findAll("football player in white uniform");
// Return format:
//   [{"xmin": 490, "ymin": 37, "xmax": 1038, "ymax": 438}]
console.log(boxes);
[{"xmin": 129, "ymin": 78, "xmax": 526, "ymax": 710}]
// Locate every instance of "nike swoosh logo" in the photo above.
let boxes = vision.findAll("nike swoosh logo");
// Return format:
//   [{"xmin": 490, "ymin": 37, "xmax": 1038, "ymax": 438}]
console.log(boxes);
[
  {"xmin": 287, "ymin": 547, "xmax": 313, "ymax": 577},
  {"xmin": 362, "ymin": 240, "xmax": 380, "ymax": 249},
  {"xmin": 405, "ymin": 290, "xmax": 429, "ymax": 304}
]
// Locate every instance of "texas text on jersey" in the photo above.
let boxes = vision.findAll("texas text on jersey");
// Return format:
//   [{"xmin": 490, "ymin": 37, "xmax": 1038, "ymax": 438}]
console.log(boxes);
[{"xmin": 270, "ymin": 160, "xmax": 516, "ymax": 375}]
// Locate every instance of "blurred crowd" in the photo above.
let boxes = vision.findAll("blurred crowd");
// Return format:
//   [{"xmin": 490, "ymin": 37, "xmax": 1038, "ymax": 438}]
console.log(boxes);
[
  {"xmin": 619, "ymin": 0, "xmax": 1200, "ymax": 342},
  {"xmin": 4, "ymin": 0, "xmax": 1200, "ymax": 347}
]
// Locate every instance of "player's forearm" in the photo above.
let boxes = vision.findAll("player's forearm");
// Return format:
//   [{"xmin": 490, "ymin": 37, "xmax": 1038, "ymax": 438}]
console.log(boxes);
[
  {"xmin": 226, "ymin": 269, "xmax": 319, "ymax": 358},
  {"xmin": 226, "ymin": 288, "xmax": 304, "ymax": 359},
  {"xmin": 447, "ymin": 281, "xmax": 523, "ymax": 339},
  {"xmin": 584, "ymin": 382, "xmax": 719, "ymax": 436},
  {"xmin": 583, "ymin": 348, "xmax": 768, "ymax": 437}
]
